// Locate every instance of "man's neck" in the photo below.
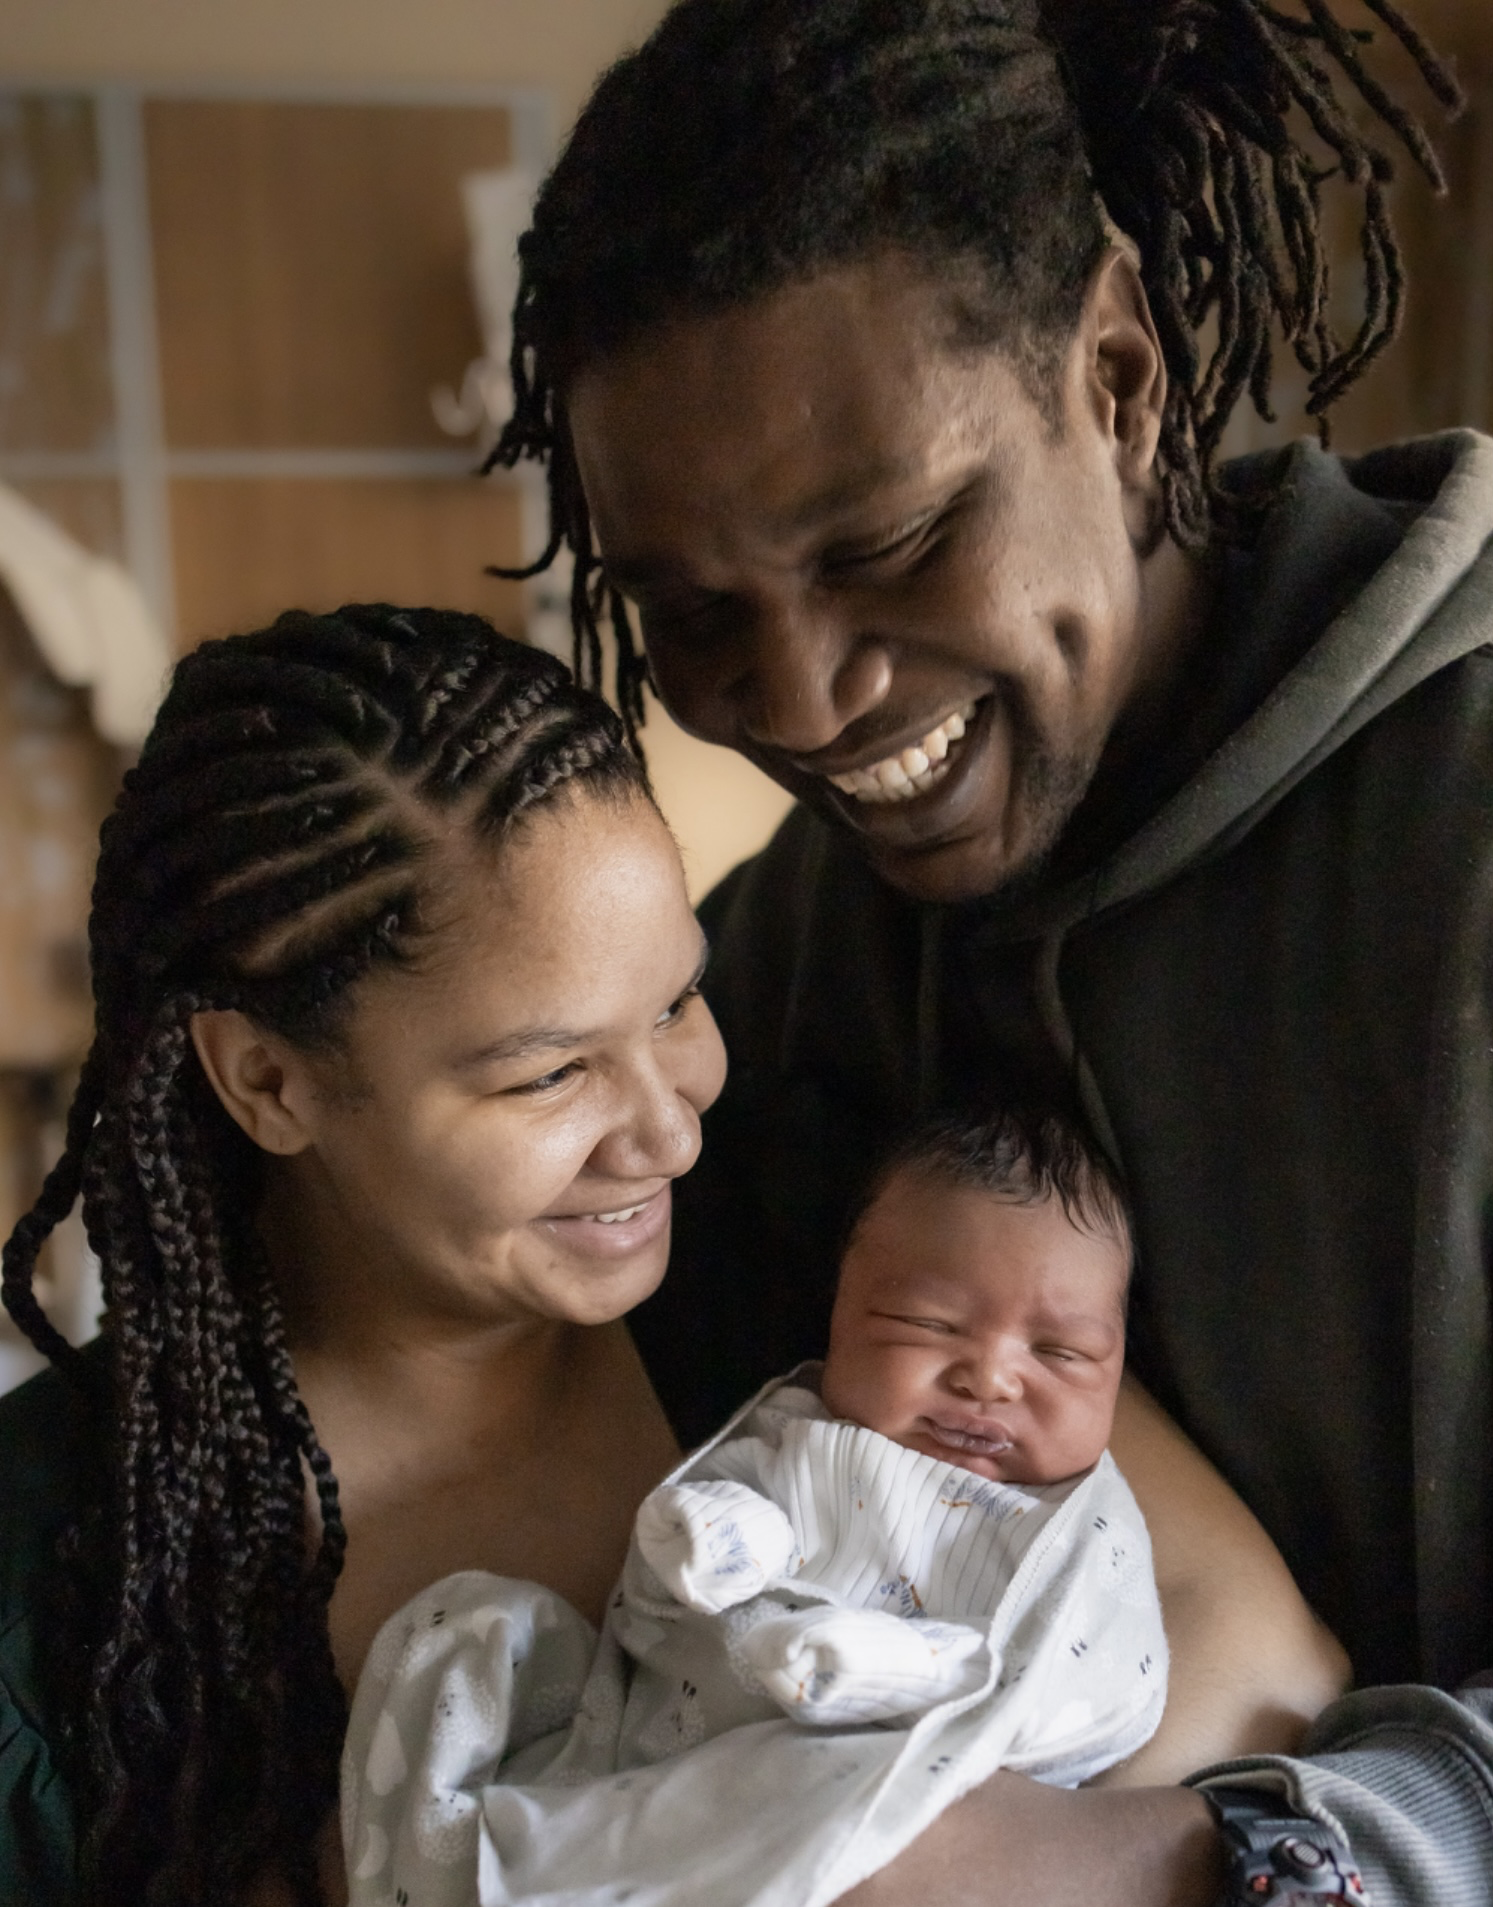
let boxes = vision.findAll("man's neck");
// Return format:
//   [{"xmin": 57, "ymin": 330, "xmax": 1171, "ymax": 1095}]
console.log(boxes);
[{"xmin": 1106, "ymin": 529, "xmax": 1221, "ymax": 778}]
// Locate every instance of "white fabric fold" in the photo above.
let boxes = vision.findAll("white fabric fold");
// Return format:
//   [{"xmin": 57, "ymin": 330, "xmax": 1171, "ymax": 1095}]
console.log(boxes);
[
  {"xmin": 343, "ymin": 1368, "xmax": 1168, "ymax": 1907},
  {"xmin": 0, "ymin": 484, "xmax": 170, "ymax": 745}
]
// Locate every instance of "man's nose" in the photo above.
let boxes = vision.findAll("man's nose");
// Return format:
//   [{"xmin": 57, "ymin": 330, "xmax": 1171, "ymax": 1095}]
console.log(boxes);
[{"xmin": 738, "ymin": 594, "xmax": 892, "ymax": 757}]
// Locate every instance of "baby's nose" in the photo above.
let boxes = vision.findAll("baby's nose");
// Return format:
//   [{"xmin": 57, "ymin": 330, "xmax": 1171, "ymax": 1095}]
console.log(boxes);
[{"xmin": 952, "ymin": 1347, "xmax": 1022, "ymax": 1403}]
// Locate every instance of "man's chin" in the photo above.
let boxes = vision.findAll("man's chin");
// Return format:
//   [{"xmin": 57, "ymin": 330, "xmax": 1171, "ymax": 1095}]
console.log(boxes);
[
  {"xmin": 785, "ymin": 737, "xmax": 1098, "ymax": 905},
  {"xmin": 849, "ymin": 791, "xmax": 1081, "ymax": 906},
  {"xmin": 860, "ymin": 831, "xmax": 1034, "ymax": 905}
]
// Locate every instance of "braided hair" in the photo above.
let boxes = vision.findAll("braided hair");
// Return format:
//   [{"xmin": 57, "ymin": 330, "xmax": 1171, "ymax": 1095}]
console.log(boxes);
[
  {"xmin": 1, "ymin": 604, "xmax": 649, "ymax": 1906},
  {"xmin": 487, "ymin": 0, "xmax": 1461, "ymax": 736}
]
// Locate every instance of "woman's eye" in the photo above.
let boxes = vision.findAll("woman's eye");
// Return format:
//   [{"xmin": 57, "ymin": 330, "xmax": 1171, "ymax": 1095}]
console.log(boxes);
[
  {"xmin": 657, "ymin": 983, "xmax": 701, "ymax": 1028},
  {"xmin": 506, "ymin": 1062, "xmax": 581, "ymax": 1096}
]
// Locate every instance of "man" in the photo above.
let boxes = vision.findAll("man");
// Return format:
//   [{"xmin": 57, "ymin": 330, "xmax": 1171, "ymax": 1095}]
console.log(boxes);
[{"xmin": 494, "ymin": 0, "xmax": 1493, "ymax": 1898}]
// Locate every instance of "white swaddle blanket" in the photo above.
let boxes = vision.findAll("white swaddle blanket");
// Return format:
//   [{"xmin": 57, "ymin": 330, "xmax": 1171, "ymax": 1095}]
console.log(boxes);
[{"xmin": 343, "ymin": 1368, "xmax": 1167, "ymax": 1907}]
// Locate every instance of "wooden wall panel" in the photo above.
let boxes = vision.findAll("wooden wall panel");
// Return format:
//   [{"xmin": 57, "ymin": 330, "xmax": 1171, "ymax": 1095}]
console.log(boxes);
[
  {"xmin": 0, "ymin": 587, "xmax": 117, "ymax": 1069},
  {"xmin": 9, "ymin": 477, "xmax": 124, "ymax": 562},
  {"xmin": 169, "ymin": 474, "xmax": 527, "ymax": 647},
  {"xmin": 146, "ymin": 99, "xmax": 511, "ymax": 449},
  {"xmin": 1217, "ymin": 42, "xmax": 1491, "ymax": 461},
  {"xmin": 1289, "ymin": 110, "xmax": 1484, "ymax": 453},
  {"xmin": 0, "ymin": 94, "xmax": 113, "ymax": 452},
  {"xmin": 640, "ymin": 690, "xmax": 794, "ymax": 901}
]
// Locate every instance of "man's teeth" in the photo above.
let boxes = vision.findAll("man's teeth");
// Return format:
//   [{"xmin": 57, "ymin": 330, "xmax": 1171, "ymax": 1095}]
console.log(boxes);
[
  {"xmin": 594, "ymin": 1201, "xmax": 648, "ymax": 1224},
  {"xmin": 827, "ymin": 703, "xmax": 975, "ymax": 804}
]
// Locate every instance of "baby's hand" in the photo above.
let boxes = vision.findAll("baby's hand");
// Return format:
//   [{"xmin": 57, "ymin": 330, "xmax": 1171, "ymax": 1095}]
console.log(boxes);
[
  {"xmin": 740, "ymin": 1608, "xmax": 991, "ymax": 1725},
  {"xmin": 634, "ymin": 1480, "xmax": 803, "ymax": 1612}
]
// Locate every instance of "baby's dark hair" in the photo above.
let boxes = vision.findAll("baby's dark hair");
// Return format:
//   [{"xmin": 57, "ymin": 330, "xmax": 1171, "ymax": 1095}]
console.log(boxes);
[
  {"xmin": 849, "ymin": 1107, "xmax": 1133, "ymax": 1273},
  {"xmin": 489, "ymin": 0, "xmax": 1461, "ymax": 741},
  {"xmin": 0, "ymin": 605, "xmax": 650, "ymax": 1907}
]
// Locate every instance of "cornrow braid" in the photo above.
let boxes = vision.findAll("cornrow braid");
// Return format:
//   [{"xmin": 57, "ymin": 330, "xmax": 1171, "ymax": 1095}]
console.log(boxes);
[
  {"xmin": 1, "ymin": 604, "xmax": 650, "ymax": 1907},
  {"xmin": 487, "ymin": 0, "xmax": 1460, "ymax": 710}
]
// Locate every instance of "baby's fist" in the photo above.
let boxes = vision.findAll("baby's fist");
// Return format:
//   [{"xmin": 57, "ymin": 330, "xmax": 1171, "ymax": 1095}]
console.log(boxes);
[{"xmin": 635, "ymin": 1481, "xmax": 802, "ymax": 1612}]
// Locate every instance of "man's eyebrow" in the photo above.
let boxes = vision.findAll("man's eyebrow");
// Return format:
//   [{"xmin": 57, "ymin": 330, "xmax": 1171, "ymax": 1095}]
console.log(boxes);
[
  {"xmin": 602, "ymin": 459, "xmax": 931, "ymax": 595},
  {"xmin": 603, "ymin": 553, "xmax": 685, "ymax": 596},
  {"xmin": 452, "ymin": 936, "xmax": 709, "ymax": 1072},
  {"xmin": 768, "ymin": 458, "xmax": 926, "ymax": 534}
]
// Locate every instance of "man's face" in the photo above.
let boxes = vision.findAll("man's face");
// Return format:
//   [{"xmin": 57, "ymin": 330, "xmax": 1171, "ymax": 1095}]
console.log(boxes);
[{"xmin": 568, "ymin": 251, "xmax": 1168, "ymax": 903}]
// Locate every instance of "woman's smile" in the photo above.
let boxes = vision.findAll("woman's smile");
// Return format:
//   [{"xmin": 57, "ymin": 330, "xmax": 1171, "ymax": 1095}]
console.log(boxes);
[{"xmin": 538, "ymin": 1183, "xmax": 673, "ymax": 1258}]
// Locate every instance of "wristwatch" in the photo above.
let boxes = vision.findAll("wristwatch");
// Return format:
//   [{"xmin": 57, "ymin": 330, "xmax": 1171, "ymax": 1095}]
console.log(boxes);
[{"xmin": 1203, "ymin": 1786, "xmax": 1370, "ymax": 1905}]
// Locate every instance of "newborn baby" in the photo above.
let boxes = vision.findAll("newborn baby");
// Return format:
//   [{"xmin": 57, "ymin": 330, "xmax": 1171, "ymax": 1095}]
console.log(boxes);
[
  {"xmin": 343, "ymin": 1110, "xmax": 1167, "ymax": 1907},
  {"xmin": 622, "ymin": 1107, "xmax": 1162, "ymax": 1741}
]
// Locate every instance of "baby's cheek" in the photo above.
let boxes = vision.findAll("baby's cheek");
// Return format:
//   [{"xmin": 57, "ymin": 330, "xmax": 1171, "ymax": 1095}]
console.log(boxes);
[
  {"xmin": 817, "ymin": 1347, "xmax": 855, "ymax": 1422},
  {"xmin": 821, "ymin": 1344, "xmax": 912, "ymax": 1436},
  {"xmin": 1063, "ymin": 1378, "xmax": 1122, "ymax": 1462}
]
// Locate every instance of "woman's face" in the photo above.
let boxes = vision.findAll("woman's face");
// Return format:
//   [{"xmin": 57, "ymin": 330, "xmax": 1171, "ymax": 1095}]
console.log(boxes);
[
  {"xmin": 263, "ymin": 791, "xmax": 726, "ymax": 1330},
  {"xmin": 567, "ymin": 250, "xmax": 1172, "ymax": 904}
]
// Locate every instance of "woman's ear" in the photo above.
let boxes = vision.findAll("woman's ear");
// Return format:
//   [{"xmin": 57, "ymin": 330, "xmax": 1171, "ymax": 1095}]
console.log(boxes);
[{"xmin": 190, "ymin": 1008, "xmax": 318, "ymax": 1156}]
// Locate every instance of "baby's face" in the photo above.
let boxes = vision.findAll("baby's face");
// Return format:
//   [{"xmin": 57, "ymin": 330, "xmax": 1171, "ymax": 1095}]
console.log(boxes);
[{"xmin": 820, "ymin": 1169, "xmax": 1128, "ymax": 1485}]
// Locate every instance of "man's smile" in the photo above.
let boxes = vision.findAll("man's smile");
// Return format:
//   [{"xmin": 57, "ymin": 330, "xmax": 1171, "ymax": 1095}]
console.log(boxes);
[{"xmin": 821, "ymin": 702, "xmax": 976, "ymax": 803}]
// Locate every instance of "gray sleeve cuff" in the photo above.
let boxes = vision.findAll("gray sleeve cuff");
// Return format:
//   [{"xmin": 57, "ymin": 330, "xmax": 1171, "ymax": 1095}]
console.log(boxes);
[{"xmin": 1184, "ymin": 1684, "xmax": 1493, "ymax": 1907}]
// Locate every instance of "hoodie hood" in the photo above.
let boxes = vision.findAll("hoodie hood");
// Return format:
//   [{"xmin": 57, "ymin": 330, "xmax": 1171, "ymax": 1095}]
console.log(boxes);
[
  {"xmin": 942, "ymin": 428, "xmax": 1493, "ymax": 1167},
  {"xmin": 978, "ymin": 429, "xmax": 1493, "ymax": 945}
]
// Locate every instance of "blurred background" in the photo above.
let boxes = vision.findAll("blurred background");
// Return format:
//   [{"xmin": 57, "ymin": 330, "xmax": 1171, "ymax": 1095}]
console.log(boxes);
[{"xmin": 0, "ymin": 0, "xmax": 1488, "ymax": 1390}]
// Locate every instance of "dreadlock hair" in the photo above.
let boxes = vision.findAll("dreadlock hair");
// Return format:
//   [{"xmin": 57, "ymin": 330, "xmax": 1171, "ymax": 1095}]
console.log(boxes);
[
  {"xmin": 846, "ymin": 1105, "xmax": 1133, "ymax": 1275},
  {"xmin": 0, "ymin": 604, "xmax": 650, "ymax": 1907},
  {"xmin": 487, "ymin": 0, "xmax": 1461, "ymax": 738}
]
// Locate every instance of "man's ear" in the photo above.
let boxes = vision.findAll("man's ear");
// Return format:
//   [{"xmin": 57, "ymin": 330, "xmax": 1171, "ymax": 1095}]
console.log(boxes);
[
  {"xmin": 1082, "ymin": 247, "xmax": 1167, "ymax": 494},
  {"xmin": 190, "ymin": 1008, "xmax": 318, "ymax": 1156}
]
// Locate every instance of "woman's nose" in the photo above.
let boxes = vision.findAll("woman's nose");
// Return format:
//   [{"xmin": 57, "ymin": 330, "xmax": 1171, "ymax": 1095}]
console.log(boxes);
[
  {"xmin": 738, "ymin": 595, "xmax": 892, "ymax": 758},
  {"xmin": 595, "ymin": 1060, "xmax": 705, "ymax": 1182}
]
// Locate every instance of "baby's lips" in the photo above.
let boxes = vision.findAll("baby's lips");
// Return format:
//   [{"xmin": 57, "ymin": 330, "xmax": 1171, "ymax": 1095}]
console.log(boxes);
[{"xmin": 925, "ymin": 1416, "xmax": 1016, "ymax": 1454}]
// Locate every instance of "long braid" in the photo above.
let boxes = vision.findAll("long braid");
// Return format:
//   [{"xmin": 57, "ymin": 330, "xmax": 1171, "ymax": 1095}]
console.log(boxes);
[
  {"xmin": 487, "ymin": 0, "xmax": 1460, "ymax": 701},
  {"xmin": 0, "ymin": 1043, "xmax": 106, "ymax": 1369},
  {"xmin": 1, "ymin": 604, "xmax": 650, "ymax": 1906}
]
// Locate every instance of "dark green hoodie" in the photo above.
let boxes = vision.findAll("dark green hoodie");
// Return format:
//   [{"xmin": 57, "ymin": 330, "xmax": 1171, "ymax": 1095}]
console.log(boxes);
[{"xmin": 636, "ymin": 431, "xmax": 1493, "ymax": 1898}]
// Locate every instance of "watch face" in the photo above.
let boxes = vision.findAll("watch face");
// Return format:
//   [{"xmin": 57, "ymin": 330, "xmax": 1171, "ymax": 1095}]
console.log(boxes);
[
  {"xmin": 1207, "ymin": 1789, "xmax": 1369, "ymax": 1907},
  {"xmin": 1245, "ymin": 1833, "xmax": 1369, "ymax": 1905}
]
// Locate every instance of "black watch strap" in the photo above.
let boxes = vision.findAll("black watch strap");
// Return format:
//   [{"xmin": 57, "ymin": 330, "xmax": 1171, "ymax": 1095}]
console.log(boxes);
[{"xmin": 1203, "ymin": 1785, "xmax": 1371, "ymax": 1906}]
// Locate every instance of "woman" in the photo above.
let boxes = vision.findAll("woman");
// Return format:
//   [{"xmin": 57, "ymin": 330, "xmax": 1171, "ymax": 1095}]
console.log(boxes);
[
  {"xmin": 0, "ymin": 605, "xmax": 1342, "ymax": 1905},
  {"xmin": 0, "ymin": 606, "xmax": 724, "ymax": 1904},
  {"xmin": 485, "ymin": 1, "xmax": 1492, "ymax": 1901}
]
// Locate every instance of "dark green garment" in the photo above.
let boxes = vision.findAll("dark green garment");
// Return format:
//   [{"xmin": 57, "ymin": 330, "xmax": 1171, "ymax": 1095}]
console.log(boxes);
[
  {"xmin": 638, "ymin": 432, "xmax": 1493, "ymax": 1900},
  {"xmin": 640, "ymin": 432, "xmax": 1493, "ymax": 1695},
  {"xmin": 0, "ymin": 1353, "xmax": 105, "ymax": 1906}
]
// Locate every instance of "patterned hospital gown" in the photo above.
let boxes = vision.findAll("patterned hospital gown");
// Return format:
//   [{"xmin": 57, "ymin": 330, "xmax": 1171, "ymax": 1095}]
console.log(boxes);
[{"xmin": 342, "ymin": 1367, "xmax": 1167, "ymax": 1907}]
